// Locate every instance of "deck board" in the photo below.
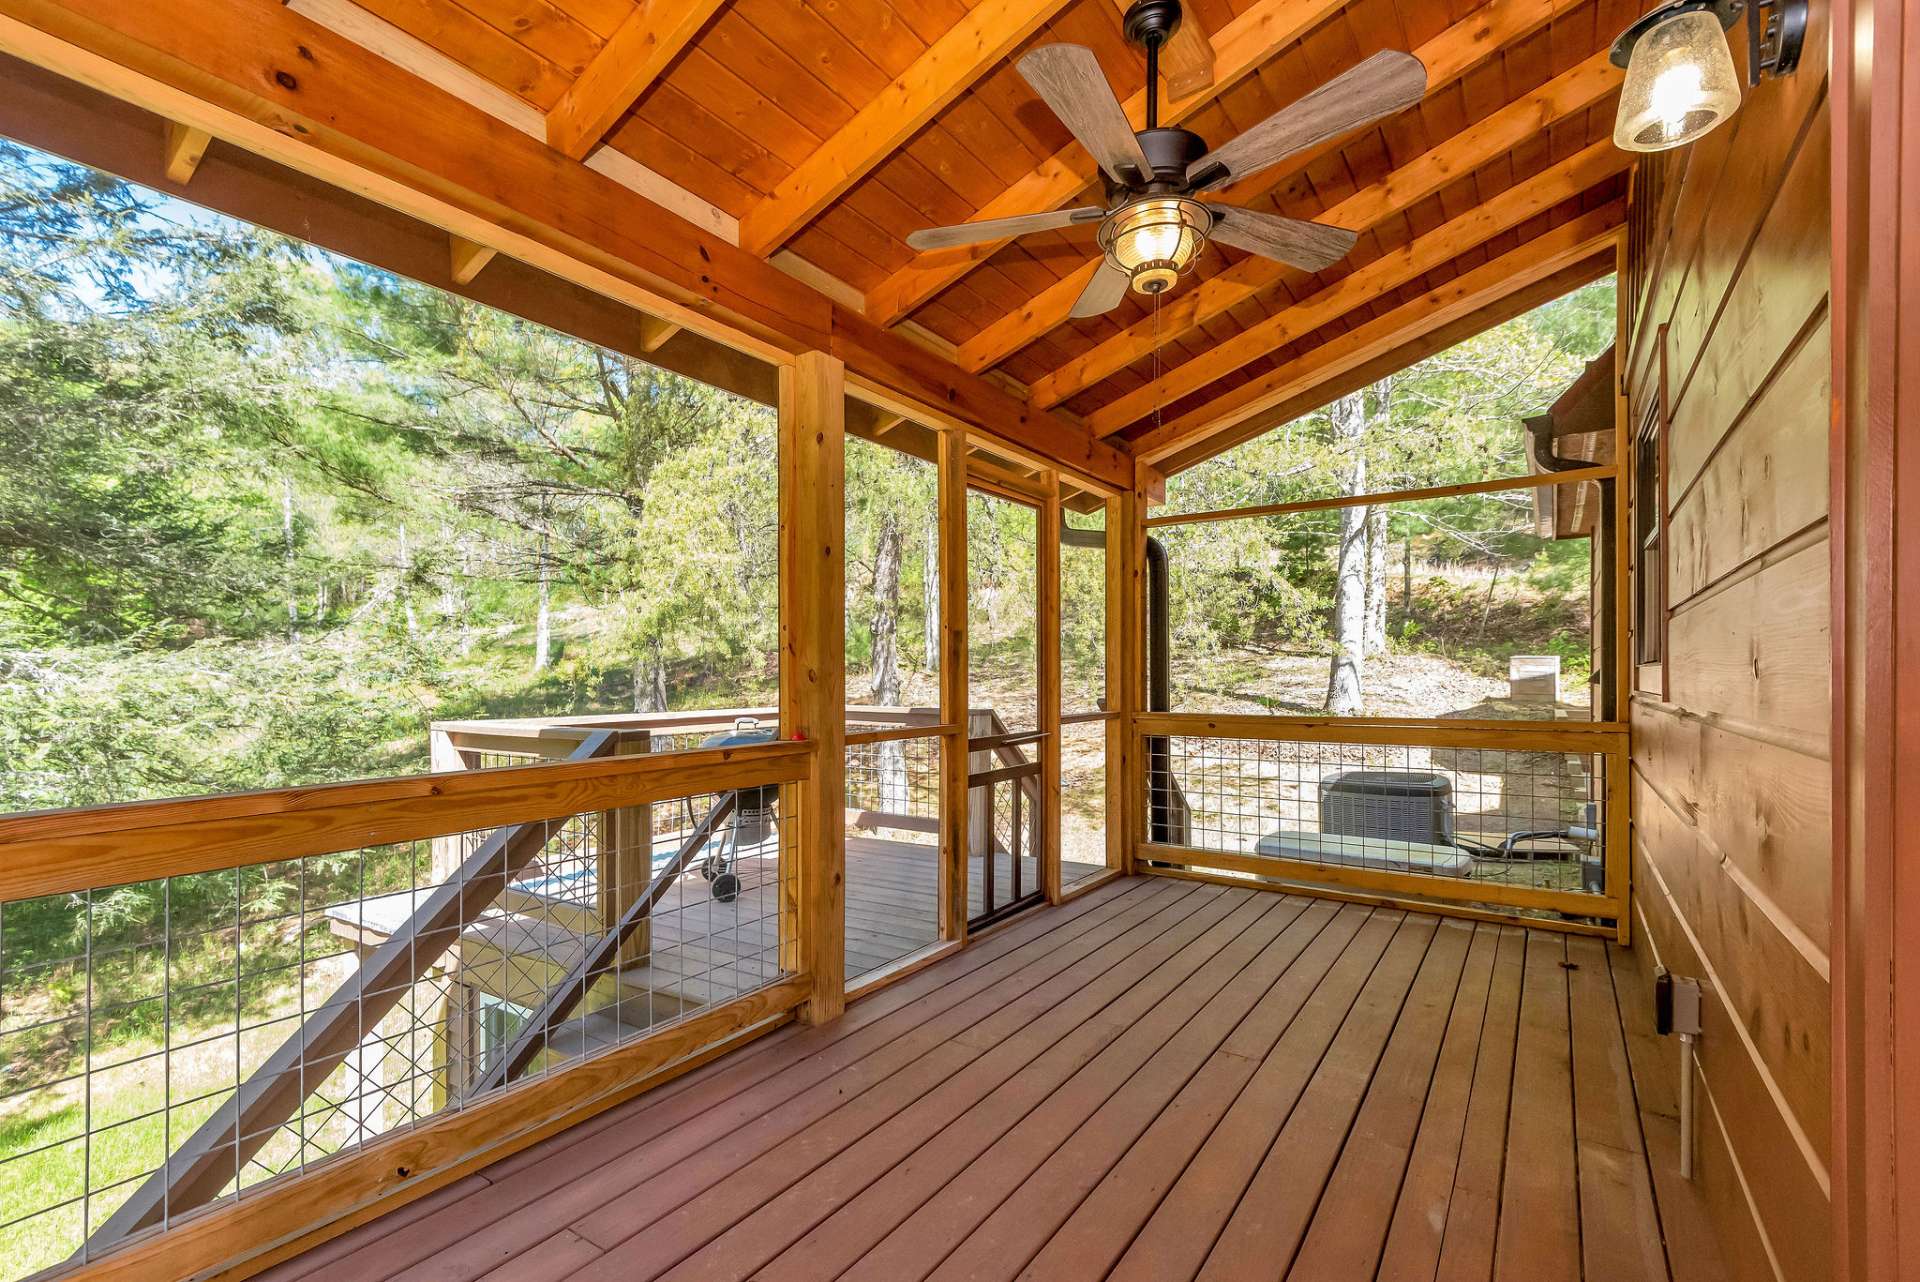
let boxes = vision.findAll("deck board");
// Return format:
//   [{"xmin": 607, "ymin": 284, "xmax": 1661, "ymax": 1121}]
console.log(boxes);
[{"xmin": 263, "ymin": 879, "xmax": 1683, "ymax": 1282}]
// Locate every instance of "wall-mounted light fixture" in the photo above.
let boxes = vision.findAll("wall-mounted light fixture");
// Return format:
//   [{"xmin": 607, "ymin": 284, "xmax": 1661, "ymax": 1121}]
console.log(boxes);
[{"xmin": 1609, "ymin": 0, "xmax": 1807, "ymax": 152}]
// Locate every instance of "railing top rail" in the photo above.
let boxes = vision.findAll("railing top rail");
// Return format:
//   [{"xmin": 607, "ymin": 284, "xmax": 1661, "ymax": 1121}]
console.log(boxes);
[{"xmin": 433, "ymin": 704, "xmax": 965, "ymax": 739}]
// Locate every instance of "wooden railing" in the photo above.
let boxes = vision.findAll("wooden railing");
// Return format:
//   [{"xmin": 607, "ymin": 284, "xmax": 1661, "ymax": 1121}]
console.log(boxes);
[
  {"xmin": 1131, "ymin": 713, "xmax": 1630, "ymax": 938},
  {"xmin": 0, "ymin": 728, "xmax": 821, "ymax": 1282}
]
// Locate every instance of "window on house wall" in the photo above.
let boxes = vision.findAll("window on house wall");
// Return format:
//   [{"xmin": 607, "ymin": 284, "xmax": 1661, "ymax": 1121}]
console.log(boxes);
[
  {"xmin": 0, "ymin": 138, "xmax": 780, "ymax": 820},
  {"xmin": 1633, "ymin": 407, "xmax": 1665, "ymax": 666}
]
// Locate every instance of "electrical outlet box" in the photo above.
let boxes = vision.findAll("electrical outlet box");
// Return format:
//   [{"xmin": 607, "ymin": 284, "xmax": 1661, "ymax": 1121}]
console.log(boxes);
[{"xmin": 1653, "ymin": 967, "xmax": 1703, "ymax": 1037}]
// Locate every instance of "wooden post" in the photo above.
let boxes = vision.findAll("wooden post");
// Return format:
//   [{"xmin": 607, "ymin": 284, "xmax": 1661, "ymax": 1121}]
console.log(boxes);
[
  {"xmin": 938, "ymin": 429, "xmax": 970, "ymax": 942},
  {"xmin": 779, "ymin": 352, "xmax": 846, "ymax": 1025},
  {"xmin": 1609, "ymin": 231, "xmax": 1633, "ymax": 945},
  {"xmin": 1116, "ymin": 473, "xmax": 1150, "ymax": 871},
  {"xmin": 1102, "ymin": 492, "xmax": 1127, "ymax": 875},
  {"xmin": 1039, "ymin": 475, "xmax": 1063, "ymax": 902},
  {"xmin": 602, "ymin": 731, "xmax": 655, "ymax": 967}
]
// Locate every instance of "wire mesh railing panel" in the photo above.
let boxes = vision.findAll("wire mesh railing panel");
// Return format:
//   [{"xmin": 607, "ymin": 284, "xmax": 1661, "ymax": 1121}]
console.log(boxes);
[
  {"xmin": 1145, "ymin": 733, "xmax": 1614, "ymax": 922},
  {"xmin": 1061, "ymin": 720, "xmax": 1110, "ymax": 888},
  {"xmin": 0, "ymin": 782, "xmax": 796, "ymax": 1280},
  {"xmin": 844, "ymin": 735, "xmax": 942, "ymax": 982}
]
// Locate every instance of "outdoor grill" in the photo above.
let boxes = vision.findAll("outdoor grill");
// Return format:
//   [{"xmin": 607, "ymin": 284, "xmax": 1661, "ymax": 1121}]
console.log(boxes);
[{"xmin": 696, "ymin": 717, "xmax": 779, "ymax": 902}]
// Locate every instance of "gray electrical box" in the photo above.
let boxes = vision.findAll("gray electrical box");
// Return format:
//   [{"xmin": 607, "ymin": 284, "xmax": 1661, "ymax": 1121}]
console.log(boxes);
[{"xmin": 1653, "ymin": 967, "xmax": 1703, "ymax": 1037}]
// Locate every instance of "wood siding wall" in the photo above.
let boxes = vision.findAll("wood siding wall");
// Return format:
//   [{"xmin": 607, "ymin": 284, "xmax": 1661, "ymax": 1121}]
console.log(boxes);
[{"xmin": 1621, "ymin": 12, "xmax": 1832, "ymax": 1279}]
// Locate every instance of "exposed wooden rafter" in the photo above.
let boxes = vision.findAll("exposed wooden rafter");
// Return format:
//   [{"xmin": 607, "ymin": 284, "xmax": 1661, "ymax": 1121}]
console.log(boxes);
[
  {"xmin": 0, "ymin": 0, "xmax": 1129, "ymax": 489},
  {"xmin": 1017, "ymin": 49, "xmax": 1622, "ymax": 401},
  {"xmin": 962, "ymin": 0, "xmax": 1608, "ymax": 380},
  {"xmin": 737, "ymin": 0, "xmax": 1077, "ymax": 259},
  {"xmin": 1133, "ymin": 211, "xmax": 1624, "ymax": 465},
  {"xmin": 863, "ymin": 0, "xmax": 1351, "ymax": 327},
  {"xmin": 545, "ymin": 0, "xmax": 727, "ymax": 161},
  {"xmin": 285, "ymin": 0, "xmax": 738, "ymax": 243},
  {"xmin": 1085, "ymin": 139, "xmax": 1630, "ymax": 436}
]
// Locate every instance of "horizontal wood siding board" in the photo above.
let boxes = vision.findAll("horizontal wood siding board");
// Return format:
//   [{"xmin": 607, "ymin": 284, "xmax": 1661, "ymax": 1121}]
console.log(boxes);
[
  {"xmin": 1630, "ymin": 767, "xmax": 1831, "ymax": 1168},
  {"xmin": 1667, "ymin": 316, "xmax": 1831, "ymax": 606},
  {"xmin": 1665, "ymin": 106, "xmax": 1833, "ymax": 502},
  {"xmin": 1632, "ymin": 694, "xmax": 1832, "ymax": 957},
  {"xmin": 1630, "ymin": 841, "xmax": 1828, "ymax": 1282},
  {"xmin": 1663, "ymin": 538, "xmax": 1831, "ymax": 742}
]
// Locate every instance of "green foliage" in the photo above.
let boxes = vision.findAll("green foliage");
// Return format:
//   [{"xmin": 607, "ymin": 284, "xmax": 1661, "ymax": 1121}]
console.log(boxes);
[
  {"xmin": 0, "ymin": 143, "xmax": 787, "ymax": 819},
  {"xmin": 1155, "ymin": 277, "xmax": 1618, "ymax": 712}
]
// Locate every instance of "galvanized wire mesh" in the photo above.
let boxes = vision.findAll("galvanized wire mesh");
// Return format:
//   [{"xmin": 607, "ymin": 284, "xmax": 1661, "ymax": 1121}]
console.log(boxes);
[
  {"xmin": 0, "ymin": 785, "xmax": 794, "ymax": 1277},
  {"xmin": 1148, "ymin": 734, "xmax": 1608, "ymax": 899}
]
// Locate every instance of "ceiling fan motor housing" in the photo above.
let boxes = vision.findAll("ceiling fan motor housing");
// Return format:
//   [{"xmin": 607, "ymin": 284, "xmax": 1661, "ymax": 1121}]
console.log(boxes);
[
  {"xmin": 1134, "ymin": 127, "xmax": 1209, "ymax": 188},
  {"xmin": 1122, "ymin": 0, "xmax": 1184, "ymax": 47}
]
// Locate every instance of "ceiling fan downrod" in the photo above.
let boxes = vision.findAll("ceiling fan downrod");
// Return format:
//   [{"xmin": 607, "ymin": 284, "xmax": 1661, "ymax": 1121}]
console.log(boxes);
[{"xmin": 1123, "ymin": 0, "xmax": 1182, "ymax": 129}]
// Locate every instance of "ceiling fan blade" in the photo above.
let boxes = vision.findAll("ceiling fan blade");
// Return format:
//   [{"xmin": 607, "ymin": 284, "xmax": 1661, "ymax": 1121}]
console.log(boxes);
[
  {"xmin": 1069, "ymin": 261, "xmax": 1132, "ymax": 319},
  {"xmin": 1017, "ymin": 45, "xmax": 1153, "ymax": 186},
  {"xmin": 1187, "ymin": 50, "xmax": 1427, "ymax": 191},
  {"xmin": 906, "ymin": 207, "xmax": 1104, "ymax": 252},
  {"xmin": 1204, "ymin": 207, "xmax": 1358, "ymax": 273}
]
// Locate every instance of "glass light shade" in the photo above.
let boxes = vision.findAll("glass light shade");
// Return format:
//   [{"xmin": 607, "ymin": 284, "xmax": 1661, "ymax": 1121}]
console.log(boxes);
[
  {"xmin": 1613, "ymin": 9, "xmax": 1741, "ymax": 152},
  {"xmin": 1102, "ymin": 198, "xmax": 1210, "ymax": 296}
]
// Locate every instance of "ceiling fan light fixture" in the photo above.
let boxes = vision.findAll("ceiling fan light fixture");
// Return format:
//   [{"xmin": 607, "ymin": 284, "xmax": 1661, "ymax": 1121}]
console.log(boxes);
[{"xmin": 1101, "ymin": 197, "xmax": 1211, "ymax": 296}]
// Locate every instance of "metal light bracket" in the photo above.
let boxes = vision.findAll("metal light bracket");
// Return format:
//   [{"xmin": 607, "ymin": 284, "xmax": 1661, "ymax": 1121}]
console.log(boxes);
[{"xmin": 1609, "ymin": 0, "xmax": 1807, "ymax": 86}]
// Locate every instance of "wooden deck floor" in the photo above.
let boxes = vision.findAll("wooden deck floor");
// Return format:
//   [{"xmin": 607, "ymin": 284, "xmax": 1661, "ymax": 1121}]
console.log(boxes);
[
  {"xmin": 265, "ymin": 876, "xmax": 1690, "ymax": 1282},
  {"xmin": 636, "ymin": 836, "xmax": 1108, "ymax": 996}
]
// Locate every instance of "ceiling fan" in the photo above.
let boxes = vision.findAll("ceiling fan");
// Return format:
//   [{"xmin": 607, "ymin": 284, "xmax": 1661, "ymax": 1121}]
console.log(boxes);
[{"xmin": 905, "ymin": 0, "xmax": 1428, "ymax": 319}]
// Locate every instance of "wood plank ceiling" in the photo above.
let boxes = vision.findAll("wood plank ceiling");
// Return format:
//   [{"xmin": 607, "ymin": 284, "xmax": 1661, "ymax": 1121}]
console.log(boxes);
[{"xmin": 308, "ymin": 0, "xmax": 1636, "ymax": 473}]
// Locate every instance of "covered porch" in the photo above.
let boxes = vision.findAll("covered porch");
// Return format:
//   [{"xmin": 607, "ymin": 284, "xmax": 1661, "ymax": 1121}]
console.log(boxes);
[
  {"xmin": 0, "ymin": 0, "xmax": 1905, "ymax": 1279},
  {"xmin": 258, "ymin": 877, "xmax": 1696, "ymax": 1282}
]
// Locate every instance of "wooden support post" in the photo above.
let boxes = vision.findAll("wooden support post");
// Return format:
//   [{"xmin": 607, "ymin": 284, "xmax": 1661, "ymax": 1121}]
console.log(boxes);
[
  {"xmin": 1609, "ymin": 232, "xmax": 1633, "ymax": 945},
  {"xmin": 1116, "ymin": 478, "xmax": 1148, "ymax": 871},
  {"xmin": 162, "ymin": 119, "xmax": 210, "ymax": 184},
  {"xmin": 1102, "ymin": 491, "xmax": 1127, "ymax": 874},
  {"xmin": 779, "ymin": 351, "xmax": 846, "ymax": 1025},
  {"xmin": 938, "ymin": 428, "xmax": 970, "ymax": 942},
  {"xmin": 1039, "ymin": 476, "xmax": 1063, "ymax": 903},
  {"xmin": 601, "ymin": 732, "xmax": 655, "ymax": 966}
]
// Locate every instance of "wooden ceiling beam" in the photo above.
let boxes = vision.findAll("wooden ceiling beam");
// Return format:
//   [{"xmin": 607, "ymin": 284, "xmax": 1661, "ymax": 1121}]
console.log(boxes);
[
  {"xmin": 1131, "ymin": 209, "xmax": 1624, "ymax": 464},
  {"xmin": 545, "ymin": 0, "xmax": 727, "ymax": 161},
  {"xmin": 738, "ymin": 0, "xmax": 1077, "ymax": 259},
  {"xmin": 1085, "ymin": 138, "xmax": 1629, "ymax": 436},
  {"xmin": 862, "ymin": 0, "xmax": 1351, "ymax": 327},
  {"xmin": 968, "ymin": 0, "xmax": 1607, "ymax": 381},
  {"xmin": 0, "ymin": 0, "xmax": 1130, "ymax": 489}
]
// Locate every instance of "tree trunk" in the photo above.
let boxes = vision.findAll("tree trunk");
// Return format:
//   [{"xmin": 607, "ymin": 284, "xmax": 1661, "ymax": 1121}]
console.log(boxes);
[
  {"xmin": 871, "ymin": 512, "xmax": 909, "ymax": 812},
  {"xmin": 1365, "ymin": 504, "xmax": 1388, "ymax": 654},
  {"xmin": 923, "ymin": 510, "xmax": 939, "ymax": 672},
  {"xmin": 533, "ymin": 526, "xmax": 551, "ymax": 671},
  {"xmin": 282, "ymin": 475, "xmax": 297, "ymax": 643},
  {"xmin": 1402, "ymin": 537, "xmax": 1414, "ymax": 617},
  {"xmin": 398, "ymin": 522, "xmax": 418, "ymax": 636},
  {"xmin": 633, "ymin": 635, "xmax": 667, "ymax": 712},
  {"xmin": 1325, "ymin": 392, "xmax": 1367, "ymax": 715}
]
